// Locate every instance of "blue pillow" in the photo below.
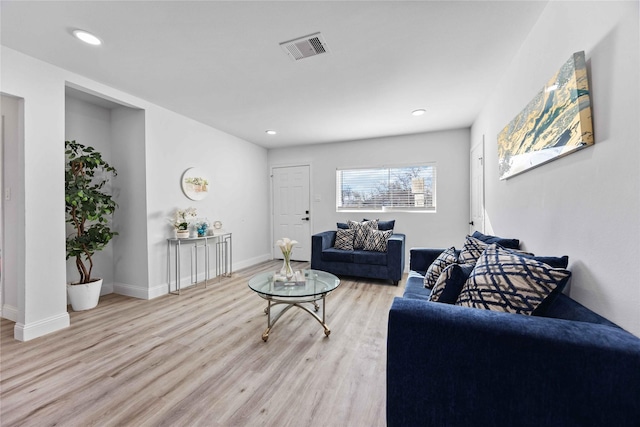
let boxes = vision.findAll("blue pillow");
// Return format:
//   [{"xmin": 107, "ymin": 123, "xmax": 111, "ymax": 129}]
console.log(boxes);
[
  {"xmin": 337, "ymin": 222, "xmax": 348, "ymax": 229},
  {"xmin": 513, "ymin": 252, "xmax": 569, "ymax": 269},
  {"xmin": 472, "ymin": 231, "xmax": 520, "ymax": 249},
  {"xmin": 428, "ymin": 263, "xmax": 475, "ymax": 304},
  {"xmin": 363, "ymin": 218, "xmax": 395, "ymax": 231}
]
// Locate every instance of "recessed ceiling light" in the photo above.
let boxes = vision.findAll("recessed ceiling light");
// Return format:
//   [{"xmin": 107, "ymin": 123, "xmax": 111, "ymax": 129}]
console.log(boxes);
[
  {"xmin": 412, "ymin": 109, "xmax": 426, "ymax": 116},
  {"xmin": 73, "ymin": 29, "xmax": 102, "ymax": 46},
  {"xmin": 266, "ymin": 130, "xmax": 277, "ymax": 135}
]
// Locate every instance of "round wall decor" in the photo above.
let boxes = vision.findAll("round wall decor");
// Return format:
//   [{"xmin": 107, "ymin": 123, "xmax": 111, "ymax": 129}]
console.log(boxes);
[{"xmin": 181, "ymin": 167, "xmax": 209, "ymax": 201}]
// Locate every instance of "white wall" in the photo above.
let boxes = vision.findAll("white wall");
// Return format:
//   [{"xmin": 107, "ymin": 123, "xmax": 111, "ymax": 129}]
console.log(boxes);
[
  {"xmin": 1, "ymin": 94, "xmax": 24, "ymax": 322},
  {"xmin": 111, "ymin": 107, "xmax": 149, "ymax": 297},
  {"xmin": 471, "ymin": 1, "xmax": 640, "ymax": 335},
  {"xmin": 144, "ymin": 107, "xmax": 271, "ymax": 296},
  {"xmin": 0, "ymin": 49, "xmax": 70, "ymax": 340},
  {"xmin": 1, "ymin": 46, "xmax": 270, "ymax": 340},
  {"xmin": 268, "ymin": 129, "xmax": 471, "ymax": 266}
]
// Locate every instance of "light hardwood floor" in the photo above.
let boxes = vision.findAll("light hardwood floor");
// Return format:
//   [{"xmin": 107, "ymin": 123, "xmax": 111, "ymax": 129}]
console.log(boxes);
[{"xmin": 1, "ymin": 261, "xmax": 404, "ymax": 426}]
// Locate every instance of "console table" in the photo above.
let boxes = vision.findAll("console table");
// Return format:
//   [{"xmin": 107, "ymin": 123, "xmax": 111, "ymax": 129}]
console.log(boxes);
[{"xmin": 166, "ymin": 231, "xmax": 232, "ymax": 295}]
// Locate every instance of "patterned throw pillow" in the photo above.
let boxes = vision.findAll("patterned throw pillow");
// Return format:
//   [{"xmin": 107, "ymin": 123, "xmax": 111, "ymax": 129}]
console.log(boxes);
[
  {"xmin": 428, "ymin": 263, "xmax": 475, "ymax": 303},
  {"xmin": 333, "ymin": 228, "xmax": 355, "ymax": 250},
  {"xmin": 458, "ymin": 235, "xmax": 488, "ymax": 264},
  {"xmin": 363, "ymin": 229, "xmax": 393, "ymax": 252},
  {"xmin": 348, "ymin": 220, "xmax": 378, "ymax": 249},
  {"xmin": 456, "ymin": 244, "xmax": 572, "ymax": 315},
  {"xmin": 423, "ymin": 247, "xmax": 458, "ymax": 288}
]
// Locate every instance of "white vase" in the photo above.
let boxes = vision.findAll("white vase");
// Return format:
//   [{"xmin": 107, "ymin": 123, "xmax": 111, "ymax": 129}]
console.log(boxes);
[{"xmin": 67, "ymin": 278, "xmax": 103, "ymax": 311}]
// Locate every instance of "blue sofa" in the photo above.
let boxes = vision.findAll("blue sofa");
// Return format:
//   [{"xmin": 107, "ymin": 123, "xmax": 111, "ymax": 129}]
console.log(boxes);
[
  {"xmin": 387, "ymin": 247, "xmax": 640, "ymax": 427},
  {"xmin": 311, "ymin": 230, "xmax": 405, "ymax": 285}
]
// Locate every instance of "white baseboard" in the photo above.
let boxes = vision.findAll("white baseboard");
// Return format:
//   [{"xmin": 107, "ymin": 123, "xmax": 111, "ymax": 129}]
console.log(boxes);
[
  {"xmin": 13, "ymin": 312, "xmax": 70, "ymax": 342},
  {"xmin": 234, "ymin": 253, "xmax": 271, "ymax": 270},
  {"xmin": 1, "ymin": 303, "xmax": 19, "ymax": 321},
  {"xmin": 100, "ymin": 281, "xmax": 114, "ymax": 295},
  {"xmin": 113, "ymin": 282, "xmax": 150, "ymax": 300},
  {"xmin": 118, "ymin": 254, "xmax": 273, "ymax": 300}
]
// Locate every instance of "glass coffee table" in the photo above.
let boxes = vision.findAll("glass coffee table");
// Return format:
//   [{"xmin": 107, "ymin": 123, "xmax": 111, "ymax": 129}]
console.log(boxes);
[{"xmin": 248, "ymin": 269, "xmax": 340, "ymax": 342}]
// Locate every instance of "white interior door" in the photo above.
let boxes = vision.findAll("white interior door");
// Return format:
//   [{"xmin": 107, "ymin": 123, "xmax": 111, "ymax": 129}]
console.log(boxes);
[
  {"xmin": 272, "ymin": 165, "xmax": 311, "ymax": 261},
  {"xmin": 470, "ymin": 138, "xmax": 485, "ymax": 234}
]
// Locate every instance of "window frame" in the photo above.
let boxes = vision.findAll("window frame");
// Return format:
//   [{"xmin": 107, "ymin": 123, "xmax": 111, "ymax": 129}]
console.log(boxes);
[{"xmin": 335, "ymin": 163, "xmax": 437, "ymax": 213}]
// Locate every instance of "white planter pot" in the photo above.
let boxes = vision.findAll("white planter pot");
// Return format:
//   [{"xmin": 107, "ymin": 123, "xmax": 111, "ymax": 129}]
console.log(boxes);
[
  {"xmin": 67, "ymin": 278, "xmax": 103, "ymax": 311},
  {"xmin": 176, "ymin": 230, "xmax": 190, "ymax": 239}
]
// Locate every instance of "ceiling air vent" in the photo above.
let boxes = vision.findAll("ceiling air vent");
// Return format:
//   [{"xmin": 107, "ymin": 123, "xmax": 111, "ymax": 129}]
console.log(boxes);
[{"xmin": 280, "ymin": 32, "xmax": 328, "ymax": 61}]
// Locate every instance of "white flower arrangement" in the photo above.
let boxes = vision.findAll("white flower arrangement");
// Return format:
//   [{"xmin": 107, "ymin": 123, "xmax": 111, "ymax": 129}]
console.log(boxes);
[
  {"xmin": 276, "ymin": 237, "xmax": 299, "ymax": 279},
  {"xmin": 171, "ymin": 207, "xmax": 197, "ymax": 230},
  {"xmin": 276, "ymin": 237, "xmax": 298, "ymax": 262}
]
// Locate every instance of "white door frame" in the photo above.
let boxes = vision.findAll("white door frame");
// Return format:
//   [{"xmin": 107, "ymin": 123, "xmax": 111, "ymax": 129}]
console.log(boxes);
[{"xmin": 470, "ymin": 136, "xmax": 485, "ymax": 234}]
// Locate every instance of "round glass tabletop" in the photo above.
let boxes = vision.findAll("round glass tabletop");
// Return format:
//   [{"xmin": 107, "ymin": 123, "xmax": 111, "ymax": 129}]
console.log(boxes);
[{"xmin": 248, "ymin": 269, "xmax": 340, "ymax": 298}]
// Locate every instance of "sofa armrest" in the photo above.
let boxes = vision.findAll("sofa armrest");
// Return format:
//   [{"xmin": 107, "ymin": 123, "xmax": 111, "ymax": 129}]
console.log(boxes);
[
  {"xmin": 409, "ymin": 248, "xmax": 447, "ymax": 274},
  {"xmin": 386, "ymin": 233, "xmax": 406, "ymax": 283},
  {"xmin": 311, "ymin": 231, "xmax": 336, "ymax": 270},
  {"xmin": 313, "ymin": 230, "xmax": 336, "ymax": 250},
  {"xmin": 387, "ymin": 297, "xmax": 640, "ymax": 427}
]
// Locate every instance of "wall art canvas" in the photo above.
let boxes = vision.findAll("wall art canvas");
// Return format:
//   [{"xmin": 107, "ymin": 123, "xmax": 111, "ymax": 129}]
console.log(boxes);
[{"xmin": 497, "ymin": 51, "xmax": 594, "ymax": 180}]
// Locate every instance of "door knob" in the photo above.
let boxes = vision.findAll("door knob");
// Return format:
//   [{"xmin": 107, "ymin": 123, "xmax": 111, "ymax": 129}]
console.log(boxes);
[
  {"xmin": 302, "ymin": 217, "xmax": 310, "ymax": 221},
  {"xmin": 469, "ymin": 221, "xmax": 474, "ymax": 226}
]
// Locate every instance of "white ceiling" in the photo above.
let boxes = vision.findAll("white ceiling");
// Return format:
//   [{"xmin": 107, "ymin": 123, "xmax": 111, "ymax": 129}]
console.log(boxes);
[{"xmin": 0, "ymin": 1, "xmax": 548, "ymax": 148}]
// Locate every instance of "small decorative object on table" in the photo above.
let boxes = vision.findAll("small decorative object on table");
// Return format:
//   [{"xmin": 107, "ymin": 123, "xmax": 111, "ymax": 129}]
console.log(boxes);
[
  {"xmin": 273, "ymin": 269, "xmax": 306, "ymax": 285},
  {"xmin": 170, "ymin": 207, "xmax": 197, "ymax": 238},
  {"xmin": 276, "ymin": 237, "xmax": 298, "ymax": 280},
  {"xmin": 195, "ymin": 219, "xmax": 209, "ymax": 237}
]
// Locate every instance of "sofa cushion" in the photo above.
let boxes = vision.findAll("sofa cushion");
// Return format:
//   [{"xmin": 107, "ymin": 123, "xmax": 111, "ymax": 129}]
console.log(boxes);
[
  {"xmin": 363, "ymin": 218, "xmax": 395, "ymax": 231},
  {"xmin": 458, "ymin": 235, "xmax": 488, "ymax": 264},
  {"xmin": 456, "ymin": 244, "xmax": 571, "ymax": 315},
  {"xmin": 472, "ymin": 230, "xmax": 520, "ymax": 249},
  {"xmin": 333, "ymin": 228, "xmax": 355, "ymax": 250},
  {"xmin": 364, "ymin": 229, "xmax": 393, "ymax": 252},
  {"xmin": 321, "ymin": 248, "xmax": 355, "ymax": 263},
  {"xmin": 348, "ymin": 219, "xmax": 378, "ymax": 249},
  {"xmin": 423, "ymin": 246, "xmax": 457, "ymax": 289},
  {"xmin": 428, "ymin": 263, "xmax": 474, "ymax": 304},
  {"xmin": 352, "ymin": 249, "xmax": 388, "ymax": 266},
  {"xmin": 404, "ymin": 273, "xmax": 432, "ymax": 301}
]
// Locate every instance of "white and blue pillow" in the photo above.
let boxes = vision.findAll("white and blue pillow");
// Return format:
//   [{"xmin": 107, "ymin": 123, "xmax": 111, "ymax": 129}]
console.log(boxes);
[
  {"xmin": 348, "ymin": 219, "xmax": 378, "ymax": 250},
  {"xmin": 364, "ymin": 229, "xmax": 393, "ymax": 252},
  {"xmin": 333, "ymin": 228, "xmax": 355, "ymax": 250},
  {"xmin": 423, "ymin": 247, "xmax": 458, "ymax": 289},
  {"xmin": 458, "ymin": 235, "xmax": 488, "ymax": 265},
  {"xmin": 456, "ymin": 244, "xmax": 571, "ymax": 315}
]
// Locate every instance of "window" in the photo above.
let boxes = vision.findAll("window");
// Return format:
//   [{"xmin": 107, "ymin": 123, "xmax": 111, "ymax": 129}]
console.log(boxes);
[{"xmin": 336, "ymin": 164, "xmax": 436, "ymax": 212}]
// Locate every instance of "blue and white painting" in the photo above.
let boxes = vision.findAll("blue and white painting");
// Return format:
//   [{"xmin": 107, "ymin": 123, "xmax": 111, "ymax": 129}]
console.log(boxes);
[{"xmin": 498, "ymin": 51, "xmax": 594, "ymax": 180}]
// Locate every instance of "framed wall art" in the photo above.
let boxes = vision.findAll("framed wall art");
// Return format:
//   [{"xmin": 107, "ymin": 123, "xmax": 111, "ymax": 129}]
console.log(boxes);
[
  {"xmin": 181, "ymin": 167, "xmax": 209, "ymax": 200},
  {"xmin": 497, "ymin": 51, "xmax": 594, "ymax": 180}
]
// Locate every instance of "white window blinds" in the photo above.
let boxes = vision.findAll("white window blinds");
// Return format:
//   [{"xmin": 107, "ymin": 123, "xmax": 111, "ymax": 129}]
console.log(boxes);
[{"xmin": 336, "ymin": 164, "xmax": 436, "ymax": 212}]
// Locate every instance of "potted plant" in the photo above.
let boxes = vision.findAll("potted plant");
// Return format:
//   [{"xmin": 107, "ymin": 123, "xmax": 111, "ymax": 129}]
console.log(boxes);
[
  {"xmin": 65, "ymin": 140, "xmax": 118, "ymax": 311},
  {"xmin": 171, "ymin": 207, "xmax": 197, "ymax": 238}
]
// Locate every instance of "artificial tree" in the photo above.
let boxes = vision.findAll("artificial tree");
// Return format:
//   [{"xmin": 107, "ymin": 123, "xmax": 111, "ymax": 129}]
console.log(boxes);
[{"xmin": 65, "ymin": 140, "xmax": 118, "ymax": 284}]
